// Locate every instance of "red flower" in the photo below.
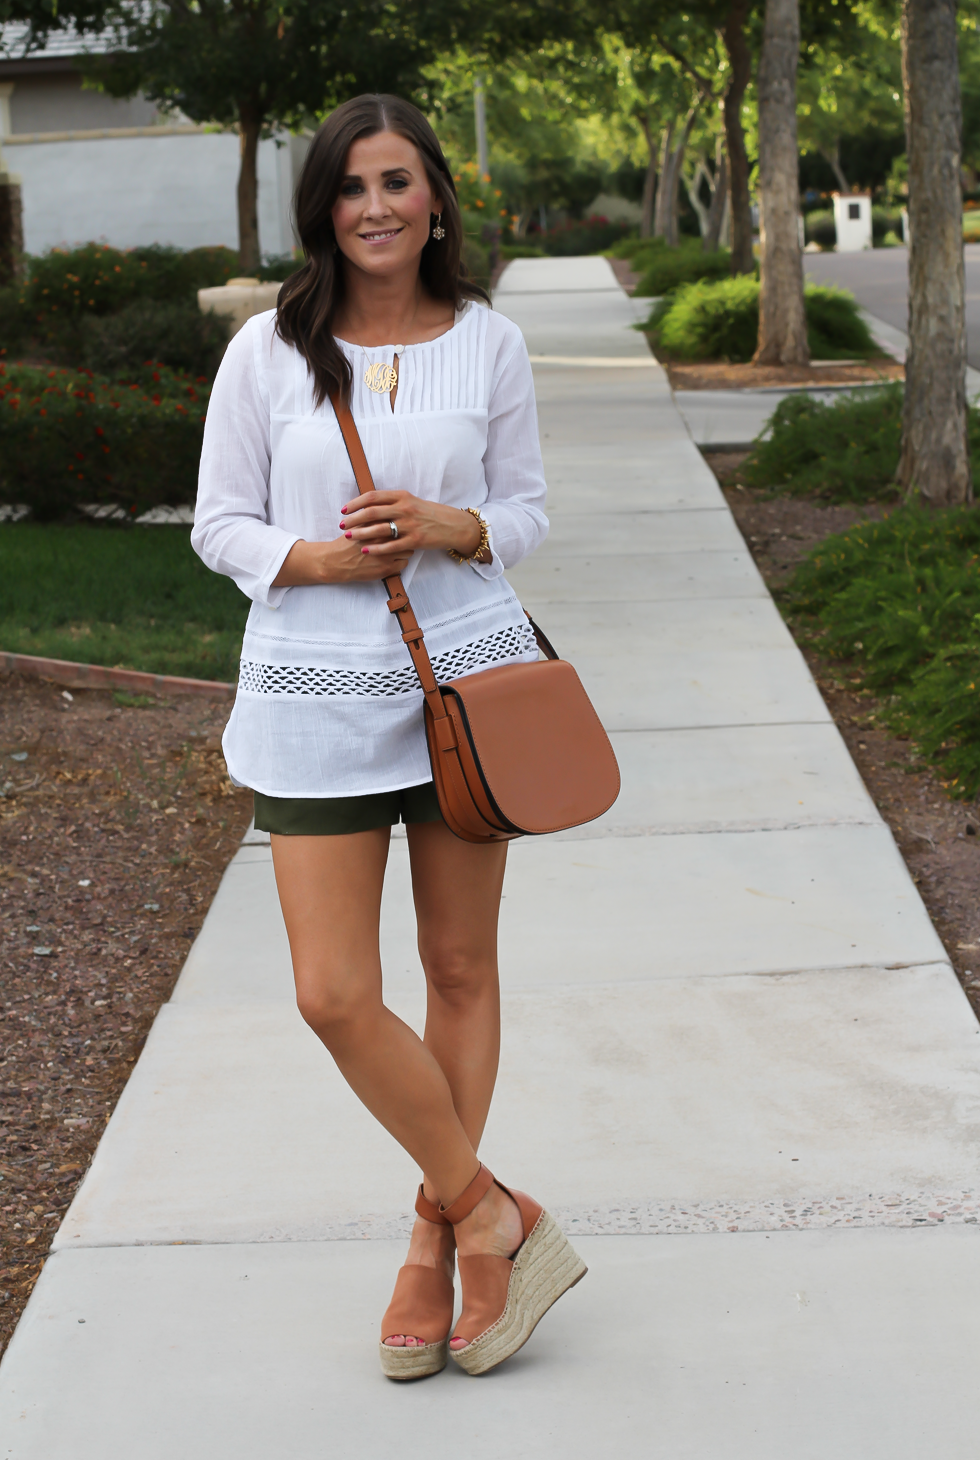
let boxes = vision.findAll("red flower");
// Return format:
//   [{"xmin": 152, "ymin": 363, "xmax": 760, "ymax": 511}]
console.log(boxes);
[
  {"xmin": 95, "ymin": 427, "xmax": 104, "ymax": 436},
  {"xmin": 152, "ymin": 395, "xmax": 161, "ymax": 405}
]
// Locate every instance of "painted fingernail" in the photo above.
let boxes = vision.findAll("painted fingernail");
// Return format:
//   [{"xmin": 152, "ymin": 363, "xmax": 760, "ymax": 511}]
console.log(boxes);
[
  {"xmin": 362, "ymin": 547, "xmax": 370, "ymax": 554},
  {"xmin": 341, "ymin": 506, "xmax": 348, "ymax": 514},
  {"xmin": 345, "ymin": 531, "xmax": 353, "ymax": 539}
]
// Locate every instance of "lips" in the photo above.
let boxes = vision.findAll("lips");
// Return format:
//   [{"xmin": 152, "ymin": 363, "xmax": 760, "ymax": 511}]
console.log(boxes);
[{"xmin": 359, "ymin": 228, "xmax": 404, "ymax": 243}]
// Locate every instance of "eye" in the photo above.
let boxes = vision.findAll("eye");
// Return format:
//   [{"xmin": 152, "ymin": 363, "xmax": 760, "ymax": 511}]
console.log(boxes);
[
  {"xmin": 340, "ymin": 181, "xmax": 363, "ymax": 197},
  {"xmin": 386, "ymin": 177, "xmax": 409, "ymax": 191}
]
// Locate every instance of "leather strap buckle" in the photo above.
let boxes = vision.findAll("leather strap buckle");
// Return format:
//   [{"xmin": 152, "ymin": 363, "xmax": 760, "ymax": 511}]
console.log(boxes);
[
  {"xmin": 402, "ymin": 628, "xmax": 425, "ymax": 645},
  {"xmin": 386, "ymin": 592, "xmax": 408, "ymax": 614}
]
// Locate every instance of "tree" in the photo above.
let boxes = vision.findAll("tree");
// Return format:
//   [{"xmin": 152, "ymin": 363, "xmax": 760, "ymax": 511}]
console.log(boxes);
[
  {"xmin": 896, "ymin": 0, "xmax": 972, "ymax": 505},
  {"xmin": 753, "ymin": 0, "xmax": 807, "ymax": 364},
  {"xmin": 2, "ymin": 0, "xmax": 570, "ymax": 272},
  {"xmin": 613, "ymin": 0, "xmax": 756, "ymax": 271},
  {"xmin": 87, "ymin": 0, "xmax": 465, "ymax": 274}
]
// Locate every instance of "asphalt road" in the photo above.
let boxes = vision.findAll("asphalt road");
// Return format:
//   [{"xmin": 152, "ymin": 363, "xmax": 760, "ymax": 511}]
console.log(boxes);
[{"xmin": 804, "ymin": 243, "xmax": 980, "ymax": 370}]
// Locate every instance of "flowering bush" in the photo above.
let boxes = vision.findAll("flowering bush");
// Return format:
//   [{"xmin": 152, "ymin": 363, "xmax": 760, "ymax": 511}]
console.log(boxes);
[
  {"xmin": 0, "ymin": 361, "xmax": 210, "ymax": 521},
  {"xmin": 452, "ymin": 161, "xmax": 510, "ymax": 224}
]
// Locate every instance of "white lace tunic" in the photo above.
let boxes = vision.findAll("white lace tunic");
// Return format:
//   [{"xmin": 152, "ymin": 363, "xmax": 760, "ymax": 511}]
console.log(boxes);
[{"xmin": 192, "ymin": 300, "xmax": 548, "ymax": 797}]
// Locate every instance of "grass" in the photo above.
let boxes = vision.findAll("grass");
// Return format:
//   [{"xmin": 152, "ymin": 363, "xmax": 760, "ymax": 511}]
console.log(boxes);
[
  {"xmin": 743, "ymin": 385, "xmax": 980, "ymax": 503},
  {"xmin": 0, "ymin": 522, "xmax": 247, "ymax": 679},
  {"xmin": 651, "ymin": 277, "xmax": 878, "ymax": 363},
  {"xmin": 787, "ymin": 506, "xmax": 980, "ymax": 798}
]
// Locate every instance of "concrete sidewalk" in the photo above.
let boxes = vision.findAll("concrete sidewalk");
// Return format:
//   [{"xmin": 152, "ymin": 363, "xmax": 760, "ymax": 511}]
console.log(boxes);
[{"xmin": 2, "ymin": 256, "xmax": 979, "ymax": 1458}]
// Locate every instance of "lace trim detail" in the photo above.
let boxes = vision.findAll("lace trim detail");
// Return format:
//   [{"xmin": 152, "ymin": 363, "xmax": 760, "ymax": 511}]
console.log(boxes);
[{"xmin": 238, "ymin": 623, "xmax": 538, "ymax": 698}]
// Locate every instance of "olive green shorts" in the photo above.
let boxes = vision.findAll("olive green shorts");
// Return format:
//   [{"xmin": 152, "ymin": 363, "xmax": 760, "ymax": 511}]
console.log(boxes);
[{"xmin": 253, "ymin": 781, "xmax": 443, "ymax": 836}]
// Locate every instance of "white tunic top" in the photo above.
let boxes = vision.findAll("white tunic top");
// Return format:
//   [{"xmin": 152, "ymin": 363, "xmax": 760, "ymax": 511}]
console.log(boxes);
[{"xmin": 192, "ymin": 300, "xmax": 549, "ymax": 797}]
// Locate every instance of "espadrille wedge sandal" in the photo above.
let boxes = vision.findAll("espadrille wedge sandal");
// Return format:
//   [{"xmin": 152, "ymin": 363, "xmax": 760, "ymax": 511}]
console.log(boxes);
[
  {"xmin": 379, "ymin": 1185, "xmax": 455, "ymax": 1381},
  {"xmin": 440, "ymin": 1163, "xmax": 587, "ymax": 1376}
]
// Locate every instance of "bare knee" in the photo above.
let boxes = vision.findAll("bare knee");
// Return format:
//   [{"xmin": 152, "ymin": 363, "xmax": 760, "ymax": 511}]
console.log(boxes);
[
  {"xmin": 420, "ymin": 942, "xmax": 496, "ymax": 1008},
  {"xmin": 295, "ymin": 976, "xmax": 377, "ymax": 1047}
]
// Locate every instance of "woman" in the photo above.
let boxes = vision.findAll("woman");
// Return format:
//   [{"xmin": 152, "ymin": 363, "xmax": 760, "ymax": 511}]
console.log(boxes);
[{"xmin": 192, "ymin": 93, "xmax": 586, "ymax": 1380}]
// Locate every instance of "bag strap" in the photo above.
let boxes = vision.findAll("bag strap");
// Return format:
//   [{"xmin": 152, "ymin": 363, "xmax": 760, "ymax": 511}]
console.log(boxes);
[{"xmin": 329, "ymin": 392, "xmax": 558, "ymax": 700}]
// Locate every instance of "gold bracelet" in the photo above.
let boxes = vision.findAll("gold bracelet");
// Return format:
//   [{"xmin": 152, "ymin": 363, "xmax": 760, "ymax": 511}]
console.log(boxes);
[{"xmin": 448, "ymin": 506, "xmax": 490, "ymax": 564}]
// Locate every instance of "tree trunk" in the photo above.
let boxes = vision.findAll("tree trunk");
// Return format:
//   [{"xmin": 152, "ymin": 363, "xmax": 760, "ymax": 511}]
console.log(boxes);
[
  {"xmin": 653, "ymin": 122, "xmax": 675, "ymax": 239},
  {"xmin": 705, "ymin": 141, "xmax": 729, "ymax": 251},
  {"xmin": 0, "ymin": 176, "xmax": 23, "ymax": 287},
  {"xmin": 664, "ymin": 106, "xmax": 699, "ymax": 246},
  {"xmin": 897, "ymin": 0, "xmax": 971, "ymax": 505},
  {"xmin": 682, "ymin": 158, "xmax": 712, "ymax": 238},
  {"xmin": 237, "ymin": 104, "xmax": 262, "ymax": 274},
  {"xmin": 819, "ymin": 142, "xmax": 849, "ymax": 194},
  {"xmin": 753, "ymin": 0, "xmax": 808, "ymax": 366},
  {"xmin": 639, "ymin": 117, "xmax": 658, "ymax": 239},
  {"xmin": 722, "ymin": 0, "xmax": 755, "ymax": 275}
]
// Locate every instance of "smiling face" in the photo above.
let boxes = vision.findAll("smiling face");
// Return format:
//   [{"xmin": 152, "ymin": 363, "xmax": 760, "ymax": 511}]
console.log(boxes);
[{"xmin": 331, "ymin": 130, "xmax": 443, "ymax": 279}]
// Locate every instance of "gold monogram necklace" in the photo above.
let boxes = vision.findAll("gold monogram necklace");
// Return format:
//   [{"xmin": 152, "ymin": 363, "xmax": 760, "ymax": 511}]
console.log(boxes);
[{"xmin": 363, "ymin": 351, "xmax": 402, "ymax": 393}]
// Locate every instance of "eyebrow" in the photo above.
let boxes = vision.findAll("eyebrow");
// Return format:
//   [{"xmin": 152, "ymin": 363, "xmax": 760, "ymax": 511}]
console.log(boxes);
[{"xmin": 341, "ymin": 167, "xmax": 412, "ymax": 182}]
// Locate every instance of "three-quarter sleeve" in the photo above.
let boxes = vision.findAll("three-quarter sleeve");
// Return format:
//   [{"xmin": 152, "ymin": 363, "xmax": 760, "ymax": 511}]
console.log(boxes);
[
  {"xmin": 192, "ymin": 317, "xmax": 300, "ymax": 608},
  {"xmin": 472, "ymin": 327, "xmax": 549, "ymax": 580}
]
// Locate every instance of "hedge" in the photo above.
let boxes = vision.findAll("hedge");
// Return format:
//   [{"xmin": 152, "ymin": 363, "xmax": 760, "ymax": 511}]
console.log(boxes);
[
  {"xmin": 742, "ymin": 383, "xmax": 980, "ymax": 503},
  {"xmin": 652, "ymin": 276, "xmax": 878, "ymax": 362},
  {"xmin": 0, "ymin": 361, "xmax": 210, "ymax": 520},
  {"xmin": 788, "ymin": 507, "xmax": 980, "ymax": 798}
]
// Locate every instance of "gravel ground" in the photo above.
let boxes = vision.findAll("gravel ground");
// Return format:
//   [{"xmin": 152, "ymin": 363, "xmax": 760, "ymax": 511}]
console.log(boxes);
[
  {"xmin": 707, "ymin": 453, "xmax": 980, "ymax": 1011},
  {"xmin": 0, "ymin": 674, "xmax": 253, "ymax": 1355}
]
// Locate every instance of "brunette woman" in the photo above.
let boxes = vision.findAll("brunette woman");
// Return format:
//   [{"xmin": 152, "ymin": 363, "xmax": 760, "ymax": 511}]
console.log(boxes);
[{"xmin": 192, "ymin": 93, "xmax": 586, "ymax": 1380}]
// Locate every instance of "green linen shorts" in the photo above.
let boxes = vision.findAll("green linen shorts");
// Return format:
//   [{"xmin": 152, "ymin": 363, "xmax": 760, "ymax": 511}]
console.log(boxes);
[{"xmin": 253, "ymin": 781, "xmax": 443, "ymax": 836}]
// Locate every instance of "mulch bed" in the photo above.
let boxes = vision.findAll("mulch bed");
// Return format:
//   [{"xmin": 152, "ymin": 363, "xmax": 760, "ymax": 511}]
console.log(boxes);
[
  {"xmin": 0, "ymin": 674, "xmax": 253, "ymax": 1355},
  {"xmin": 705, "ymin": 451, "xmax": 980, "ymax": 1012},
  {"xmin": 665, "ymin": 358, "xmax": 904, "ymax": 391}
]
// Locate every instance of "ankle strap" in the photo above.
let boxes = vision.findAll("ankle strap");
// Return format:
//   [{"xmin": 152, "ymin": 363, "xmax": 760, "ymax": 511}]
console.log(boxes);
[
  {"xmin": 439, "ymin": 1163, "xmax": 494, "ymax": 1224},
  {"xmin": 415, "ymin": 1183, "xmax": 451, "ymax": 1226}
]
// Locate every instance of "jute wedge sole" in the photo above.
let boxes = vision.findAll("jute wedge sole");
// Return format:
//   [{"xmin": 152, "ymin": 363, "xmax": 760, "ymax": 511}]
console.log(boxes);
[
  {"xmin": 450, "ymin": 1210, "xmax": 588, "ymax": 1376},
  {"xmin": 379, "ymin": 1337, "xmax": 449, "ymax": 1381}
]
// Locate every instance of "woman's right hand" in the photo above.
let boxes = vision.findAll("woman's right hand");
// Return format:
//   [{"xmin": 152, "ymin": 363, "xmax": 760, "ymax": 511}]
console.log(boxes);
[{"xmin": 272, "ymin": 534, "xmax": 414, "ymax": 587}]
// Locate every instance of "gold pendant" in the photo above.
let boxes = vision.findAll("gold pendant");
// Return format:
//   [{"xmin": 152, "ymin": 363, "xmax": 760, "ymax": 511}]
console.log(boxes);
[{"xmin": 364, "ymin": 361, "xmax": 398, "ymax": 393}]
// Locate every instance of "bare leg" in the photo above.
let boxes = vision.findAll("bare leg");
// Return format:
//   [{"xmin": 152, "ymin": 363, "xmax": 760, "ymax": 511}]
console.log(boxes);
[
  {"xmin": 408, "ymin": 819, "xmax": 508, "ymax": 1159},
  {"xmin": 271, "ymin": 824, "xmax": 521, "ymax": 1350},
  {"xmin": 271, "ymin": 828, "xmax": 480, "ymax": 1206}
]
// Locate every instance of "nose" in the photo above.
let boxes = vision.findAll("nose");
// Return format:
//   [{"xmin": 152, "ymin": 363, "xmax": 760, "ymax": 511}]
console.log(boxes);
[{"xmin": 363, "ymin": 185, "xmax": 392, "ymax": 220}]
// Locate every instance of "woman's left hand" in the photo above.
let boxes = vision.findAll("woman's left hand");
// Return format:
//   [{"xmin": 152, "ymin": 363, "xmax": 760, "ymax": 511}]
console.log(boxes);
[{"xmin": 339, "ymin": 490, "xmax": 488, "ymax": 562}]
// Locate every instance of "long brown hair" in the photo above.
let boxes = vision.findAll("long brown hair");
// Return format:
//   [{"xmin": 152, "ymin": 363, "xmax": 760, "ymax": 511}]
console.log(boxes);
[{"xmin": 275, "ymin": 94, "xmax": 489, "ymax": 407}]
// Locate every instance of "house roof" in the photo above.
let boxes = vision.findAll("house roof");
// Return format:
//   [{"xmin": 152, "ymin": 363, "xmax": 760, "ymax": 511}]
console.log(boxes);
[{"xmin": 0, "ymin": 21, "xmax": 115, "ymax": 75}]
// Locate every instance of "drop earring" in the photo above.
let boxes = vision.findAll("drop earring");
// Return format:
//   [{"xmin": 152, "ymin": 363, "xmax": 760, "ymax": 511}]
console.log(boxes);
[{"xmin": 431, "ymin": 212, "xmax": 446, "ymax": 241}]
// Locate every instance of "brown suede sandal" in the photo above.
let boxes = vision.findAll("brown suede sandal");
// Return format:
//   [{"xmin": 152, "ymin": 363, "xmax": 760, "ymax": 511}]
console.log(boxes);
[
  {"xmin": 379, "ymin": 1185, "xmax": 455, "ymax": 1381},
  {"xmin": 441, "ymin": 1163, "xmax": 587, "ymax": 1376}
]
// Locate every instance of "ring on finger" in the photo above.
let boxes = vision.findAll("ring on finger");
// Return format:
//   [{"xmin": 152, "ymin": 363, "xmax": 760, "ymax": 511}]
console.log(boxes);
[{"xmin": 388, "ymin": 520, "xmax": 399, "ymax": 540}]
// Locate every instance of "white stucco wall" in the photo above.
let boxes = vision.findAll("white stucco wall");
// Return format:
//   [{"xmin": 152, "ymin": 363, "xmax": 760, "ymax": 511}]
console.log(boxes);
[{"xmin": 5, "ymin": 130, "xmax": 295, "ymax": 257}]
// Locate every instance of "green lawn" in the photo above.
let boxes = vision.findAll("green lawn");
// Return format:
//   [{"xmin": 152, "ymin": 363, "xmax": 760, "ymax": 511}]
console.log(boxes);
[{"xmin": 0, "ymin": 523, "xmax": 247, "ymax": 680}]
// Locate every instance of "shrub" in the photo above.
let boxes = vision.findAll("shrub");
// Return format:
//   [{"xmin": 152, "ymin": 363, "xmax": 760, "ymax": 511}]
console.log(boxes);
[
  {"xmin": 787, "ymin": 506, "xmax": 980, "ymax": 798},
  {"xmin": 535, "ymin": 215, "xmax": 635, "ymax": 257},
  {"xmin": 500, "ymin": 243, "xmax": 547, "ymax": 260},
  {"xmin": 0, "ymin": 361, "xmax": 209, "ymax": 520},
  {"xmin": 743, "ymin": 386, "xmax": 903, "ymax": 501},
  {"xmin": 653, "ymin": 277, "xmax": 878, "ymax": 362},
  {"xmin": 743, "ymin": 384, "xmax": 980, "ymax": 503},
  {"xmin": 630, "ymin": 238, "xmax": 732, "ymax": 297},
  {"xmin": 78, "ymin": 299, "xmax": 230, "ymax": 379},
  {"xmin": 2, "ymin": 243, "xmax": 241, "ymax": 368},
  {"xmin": 872, "ymin": 207, "xmax": 903, "ymax": 245},
  {"xmin": 257, "ymin": 253, "xmax": 305, "ymax": 283},
  {"xmin": 804, "ymin": 210, "xmax": 836, "ymax": 248}
]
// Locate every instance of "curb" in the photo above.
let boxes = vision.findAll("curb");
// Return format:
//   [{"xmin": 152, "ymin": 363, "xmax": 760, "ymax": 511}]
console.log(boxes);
[{"xmin": 1, "ymin": 650, "xmax": 235, "ymax": 698}]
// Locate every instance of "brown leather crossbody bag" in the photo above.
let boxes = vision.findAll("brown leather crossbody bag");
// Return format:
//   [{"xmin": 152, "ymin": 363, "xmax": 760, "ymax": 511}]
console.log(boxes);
[{"xmin": 332, "ymin": 395, "xmax": 621, "ymax": 844}]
